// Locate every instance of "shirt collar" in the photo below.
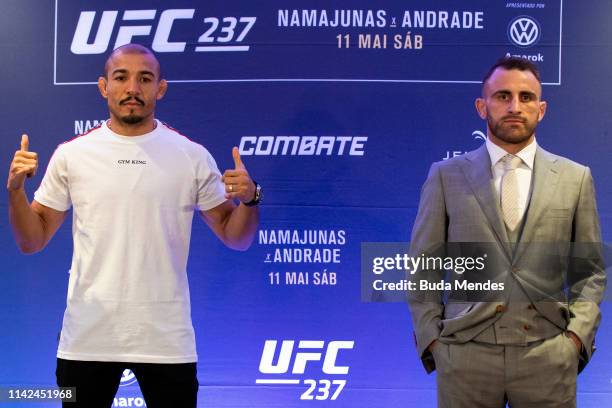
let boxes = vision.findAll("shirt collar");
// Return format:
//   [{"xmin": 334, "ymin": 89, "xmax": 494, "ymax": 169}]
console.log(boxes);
[{"xmin": 485, "ymin": 136, "xmax": 537, "ymax": 170}]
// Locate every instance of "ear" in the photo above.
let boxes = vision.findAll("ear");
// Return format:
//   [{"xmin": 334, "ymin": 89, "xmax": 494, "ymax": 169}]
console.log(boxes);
[
  {"xmin": 156, "ymin": 79, "xmax": 168, "ymax": 100},
  {"xmin": 475, "ymin": 98, "xmax": 487, "ymax": 120},
  {"xmin": 537, "ymin": 100, "xmax": 547, "ymax": 122},
  {"xmin": 98, "ymin": 76, "xmax": 108, "ymax": 99}
]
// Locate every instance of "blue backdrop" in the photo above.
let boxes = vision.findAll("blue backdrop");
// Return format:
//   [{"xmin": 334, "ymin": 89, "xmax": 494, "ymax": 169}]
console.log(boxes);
[{"xmin": 1, "ymin": 1, "xmax": 611, "ymax": 407}]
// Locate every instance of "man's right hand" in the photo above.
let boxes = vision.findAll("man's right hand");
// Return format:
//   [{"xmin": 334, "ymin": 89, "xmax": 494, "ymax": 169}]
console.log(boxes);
[
  {"xmin": 7, "ymin": 134, "xmax": 38, "ymax": 191},
  {"xmin": 427, "ymin": 339, "xmax": 438, "ymax": 353}
]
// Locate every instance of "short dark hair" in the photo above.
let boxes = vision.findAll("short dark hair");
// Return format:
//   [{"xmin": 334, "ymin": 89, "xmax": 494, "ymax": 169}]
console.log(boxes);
[
  {"xmin": 482, "ymin": 56, "xmax": 541, "ymax": 85},
  {"xmin": 103, "ymin": 44, "xmax": 162, "ymax": 79}
]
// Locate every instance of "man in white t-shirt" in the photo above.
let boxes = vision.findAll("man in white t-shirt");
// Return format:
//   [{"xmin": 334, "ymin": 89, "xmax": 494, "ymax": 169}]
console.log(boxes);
[{"xmin": 7, "ymin": 44, "xmax": 261, "ymax": 407}]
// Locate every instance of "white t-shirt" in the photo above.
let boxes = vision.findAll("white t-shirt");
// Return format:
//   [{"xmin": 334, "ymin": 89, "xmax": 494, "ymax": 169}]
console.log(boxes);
[{"xmin": 34, "ymin": 119, "xmax": 226, "ymax": 363}]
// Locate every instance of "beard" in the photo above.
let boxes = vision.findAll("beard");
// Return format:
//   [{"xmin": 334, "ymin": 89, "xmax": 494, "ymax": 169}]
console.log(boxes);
[
  {"xmin": 488, "ymin": 113, "xmax": 537, "ymax": 144},
  {"xmin": 110, "ymin": 96, "xmax": 147, "ymax": 125},
  {"xmin": 120, "ymin": 112, "xmax": 145, "ymax": 124}
]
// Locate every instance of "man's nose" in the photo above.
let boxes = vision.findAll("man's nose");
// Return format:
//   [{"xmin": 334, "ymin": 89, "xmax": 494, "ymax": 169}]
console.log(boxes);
[
  {"xmin": 126, "ymin": 78, "xmax": 141, "ymax": 95},
  {"xmin": 508, "ymin": 95, "xmax": 521, "ymax": 113}
]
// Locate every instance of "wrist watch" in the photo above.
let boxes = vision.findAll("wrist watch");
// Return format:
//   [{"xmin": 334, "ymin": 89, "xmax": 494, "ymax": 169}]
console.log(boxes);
[{"xmin": 244, "ymin": 181, "xmax": 262, "ymax": 207}]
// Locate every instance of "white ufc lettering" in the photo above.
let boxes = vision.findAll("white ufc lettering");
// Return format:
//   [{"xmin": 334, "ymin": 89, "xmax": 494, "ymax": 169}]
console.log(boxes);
[
  {"xmin": 70, "ymin": 9, "xmax": 195, "ymax": 54},
  {"xmin": 258, "ymin": 340, "xmax": 354, "ymax": 375}
]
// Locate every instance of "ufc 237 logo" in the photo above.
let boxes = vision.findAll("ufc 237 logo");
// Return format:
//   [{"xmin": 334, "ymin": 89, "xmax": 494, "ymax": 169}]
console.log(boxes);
[
  {"xmin": 70, "ymin": 9, "xmax": 256, "ymax": 54},
  {"xmin": 257, "ymin": 340, "xmax": 354, "ymax": 401}
]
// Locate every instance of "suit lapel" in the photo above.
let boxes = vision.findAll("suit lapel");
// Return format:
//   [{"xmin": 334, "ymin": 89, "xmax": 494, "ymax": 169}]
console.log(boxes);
[
  {"xmin": 461, "ymin": 145, "xmax": 512, "ymax": 259},
  {"xmin": 513, "ymin": 147, "xmax": 560, "ymax": 261}
]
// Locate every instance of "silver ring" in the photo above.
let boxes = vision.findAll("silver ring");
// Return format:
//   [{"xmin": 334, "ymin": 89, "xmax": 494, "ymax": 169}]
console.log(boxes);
[{"xmin": 229, "ymin": 185, "xmax": 233, "ymax": 192}]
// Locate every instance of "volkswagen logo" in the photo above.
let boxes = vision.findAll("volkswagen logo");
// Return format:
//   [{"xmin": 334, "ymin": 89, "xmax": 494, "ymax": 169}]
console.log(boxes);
[
  {"xmin": 120, "ymin": 369, "xmax": 138, "ymax": 387},
  {"xmin": 508, "ymin": 16, "xmax": 541, "ymax": 47}
]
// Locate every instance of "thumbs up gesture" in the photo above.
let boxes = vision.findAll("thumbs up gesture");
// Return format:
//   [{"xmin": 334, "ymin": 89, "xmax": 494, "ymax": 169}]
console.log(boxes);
[
  {"xmin": 222, "ymin": 147, "xmax": 256, "ymax": 202},
  {"xmin": 7, "ymin": 134, "xmax": 38, "ymax": 191}
]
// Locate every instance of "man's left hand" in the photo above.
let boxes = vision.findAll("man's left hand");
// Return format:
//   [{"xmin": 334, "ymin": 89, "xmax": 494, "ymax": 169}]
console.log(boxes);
[{"xmin": 222, "ymin": 147, "xmax": 256, "ymax": 203}]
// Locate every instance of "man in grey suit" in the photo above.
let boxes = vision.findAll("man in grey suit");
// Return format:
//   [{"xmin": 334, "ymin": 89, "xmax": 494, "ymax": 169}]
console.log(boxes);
[{"xmin": 407, "ymin": 57, "xmax": 606, "ymax": 407}]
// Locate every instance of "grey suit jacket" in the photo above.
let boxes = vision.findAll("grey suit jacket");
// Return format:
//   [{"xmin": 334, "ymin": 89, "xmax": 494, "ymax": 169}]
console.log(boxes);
[{"xmin": 407, "ymin": 144, "xmax": 606, "ymax": 374}]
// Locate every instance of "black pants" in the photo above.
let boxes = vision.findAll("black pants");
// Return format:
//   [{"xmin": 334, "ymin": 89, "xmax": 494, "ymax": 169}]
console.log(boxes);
[{"xmin": 56, "ymin": 358, "xmax": 198, "ymax": 408}]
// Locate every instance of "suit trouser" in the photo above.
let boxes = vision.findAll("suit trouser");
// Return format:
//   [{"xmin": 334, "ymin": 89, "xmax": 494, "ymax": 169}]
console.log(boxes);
[{"xmin": 432, "ymin": 332, "xmax": 579, "ymax": 408}]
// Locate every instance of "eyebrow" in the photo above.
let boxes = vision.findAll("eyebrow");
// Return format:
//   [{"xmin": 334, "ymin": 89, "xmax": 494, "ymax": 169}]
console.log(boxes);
[
  {"xmin": 111, "ymin": 69, "xmax": 156, "ymax": 77},
  {"xmin": 492, "ymin": 90, "xmax": 537, "ymax": 98}
]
